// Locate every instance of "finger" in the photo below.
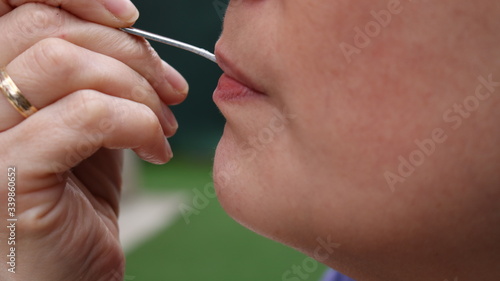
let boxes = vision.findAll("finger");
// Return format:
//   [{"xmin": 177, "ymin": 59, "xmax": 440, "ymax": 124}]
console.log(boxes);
[
  {"xmin": 0, "ymin": 4, "xmax": 188, "ymax": 105},
  {"xmin": 3, "ymin": 89, "xmax": 172, "ymax": 191},
  {"xmin": 1, "ymin": 38, "xmax": 179, "ymax": 137},
  {"xmin": 0, "ymin": 1, "xmax": 11, "ymax": 15},
  {"xmin": 4, "ymin": 0, "xmax": 139, "ymax": 27}
]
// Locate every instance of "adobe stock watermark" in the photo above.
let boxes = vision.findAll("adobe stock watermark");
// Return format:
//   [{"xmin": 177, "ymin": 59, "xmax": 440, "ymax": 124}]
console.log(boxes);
[
  {"xmin": 339, "ymin": 0, "xmax": 427, "ymax": 64},
  {"xmin": 179, "ymin": 107, "xmax": 297, "ymax": 224},
  {"xmin": 178, "ymin": 180, "xmax": 216, "ymax": 224},
  {"xmin": 281, "ymin": 236, "xmax": 340, "ymax": 281},
  {"xmin": 385, "ymin": 74, "xmax": 500, "ymax": 191},
  {"xmin": 6, "ymin": 166, "xmax": 17, "ymax": 274}
]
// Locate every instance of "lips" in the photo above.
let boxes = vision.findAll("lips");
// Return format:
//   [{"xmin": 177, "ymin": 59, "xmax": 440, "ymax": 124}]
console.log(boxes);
[
  {"xmin": 213, "ymin": 74, "xmax": 265, "ymax": 102},
  {"xmin": 213, "ymin": 49, "xmax": 266, "ymax": 103}
]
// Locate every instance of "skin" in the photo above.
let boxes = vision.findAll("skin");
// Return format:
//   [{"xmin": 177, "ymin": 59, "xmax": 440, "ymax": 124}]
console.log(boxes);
[
  {"xmin": 214, "ymin": 0, "xmax": 500, "ymax": 280},
  {"xmin": 0, "ymin": 1, "xmax": 188, "ymax": 280},
  {"xmin": 0, "ymin": 0, "xmax": 499, "ymax": 280}
]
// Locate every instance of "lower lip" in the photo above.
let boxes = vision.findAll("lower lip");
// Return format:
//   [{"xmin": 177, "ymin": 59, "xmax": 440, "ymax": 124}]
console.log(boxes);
[{"xmin": 213, "ymin": 74, "xmax": 264, "ymax": 103}]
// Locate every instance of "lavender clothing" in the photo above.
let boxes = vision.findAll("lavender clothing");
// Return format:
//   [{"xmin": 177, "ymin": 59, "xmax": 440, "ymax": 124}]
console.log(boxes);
[{"xmin": 320, "ymin": 269, "xmax": 356, "ymax": 281}]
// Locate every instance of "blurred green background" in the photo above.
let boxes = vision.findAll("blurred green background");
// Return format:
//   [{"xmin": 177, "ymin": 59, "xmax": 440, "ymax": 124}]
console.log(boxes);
[
  {"xmin": 124, "ymin": 1, "xmax": 327, "ymax": 280},
  {"xmin": 132, "ymin": 0, "xmax": 224, "ymax": 158}
]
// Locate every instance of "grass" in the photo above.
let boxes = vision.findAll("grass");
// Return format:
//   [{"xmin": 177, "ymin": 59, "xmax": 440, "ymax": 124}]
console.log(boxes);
[{"xmin": 124, "ymin": 157, "xmax": 327, "ymax": 281}]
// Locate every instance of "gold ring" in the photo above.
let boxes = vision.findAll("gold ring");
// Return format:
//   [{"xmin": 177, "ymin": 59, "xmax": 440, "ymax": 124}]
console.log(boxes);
[{"xmin": 0, "ymin": 68, "xmax": 37, "ymax": 118}]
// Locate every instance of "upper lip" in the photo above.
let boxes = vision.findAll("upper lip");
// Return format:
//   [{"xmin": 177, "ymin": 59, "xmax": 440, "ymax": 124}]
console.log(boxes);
[{"xmin": 215, "ymin": 46, "xmax": 265, "ymax": 94}]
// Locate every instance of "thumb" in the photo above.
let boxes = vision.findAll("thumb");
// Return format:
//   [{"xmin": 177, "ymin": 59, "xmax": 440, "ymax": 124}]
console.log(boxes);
[{"xmin": 4, "ymin": 0, "xmax": 139, "ymax": 27}]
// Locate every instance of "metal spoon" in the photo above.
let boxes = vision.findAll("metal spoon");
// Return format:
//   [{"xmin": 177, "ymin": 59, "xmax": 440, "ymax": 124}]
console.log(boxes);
[{"xmin": 120, "ymin": 27, "xmax": 217, "ymax": 63}]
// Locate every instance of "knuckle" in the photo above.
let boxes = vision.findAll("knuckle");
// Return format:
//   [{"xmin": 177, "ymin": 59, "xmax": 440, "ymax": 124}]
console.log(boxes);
[
  {"xmin": 29, "ymin": 38, "xmax": 79, "ymax": 78},
  {"xmin": 57, "ymin": 92, "xmax": 162, "ymax": 143},
  {"xmin": 139, "ymin": 42, "xmax": 162, "ymax": 64},
  {"xmin": 120, "ymin": 36, "xmax": 159, "ymax": 62},
  {"xmin": 133, "ymin": 103, "xmax": 162, "ymax": 137},
  {"xmin": 60, "ymin": 91, "xmax": 111, "ymax": 132},
  {"xmin": 140, "ymin": 44, "xmax": 163, "ymax": 79},
  {"xmin": 138, "ymin": 103, "xmax": 161, "ymax": 131},
  {"xmin": 104, "ymin": 33, "xmax": 164, "ymax": 88},
  {"xmin": 130, "ymin": 83, "xmax": 157, "ymax": 104},
  {"xmin": 106, "ymin": 32, "xmax": 143, "ymax": 60},
  {"xmin": 120, "ymin": 38, "xmax": 163, "ymax": 80},
  {"xmin": 11, "ymin": 3, "xmax": 64, "ymax": 38}
]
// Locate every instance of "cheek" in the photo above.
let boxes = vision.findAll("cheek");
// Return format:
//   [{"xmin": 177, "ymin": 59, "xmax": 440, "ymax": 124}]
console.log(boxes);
[
  {"xmin": 215, "ymin": 0, "xmax": 500, "ymax": 259},
  {"xmin": 213, "ymin": 0, "xmax": 425, "ymax": 243}
]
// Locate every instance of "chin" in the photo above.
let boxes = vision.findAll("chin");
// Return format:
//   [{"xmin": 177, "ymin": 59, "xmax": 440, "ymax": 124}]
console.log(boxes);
[
  {"xmin": 212, "ymin": 126, "xmax": 250, "ymax": 223},
  {"xmin": 213, "ymin": 126, "xmax": 312, "ymax": 248}
]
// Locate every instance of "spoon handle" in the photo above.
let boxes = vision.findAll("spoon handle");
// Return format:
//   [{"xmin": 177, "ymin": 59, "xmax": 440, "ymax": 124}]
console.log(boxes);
[{"xmin": 120, "ymin": 27, "xmax": 217, "ymax": 63}]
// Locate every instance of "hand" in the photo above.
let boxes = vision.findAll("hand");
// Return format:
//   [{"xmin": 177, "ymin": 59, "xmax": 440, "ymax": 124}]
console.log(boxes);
[
  {"xmin": 1, "ymin": 0, "xmax": 140, "ymax": 27},
  {"xmin": 0, "ymin": 3, "xmax": 188, "ymax": 280}
]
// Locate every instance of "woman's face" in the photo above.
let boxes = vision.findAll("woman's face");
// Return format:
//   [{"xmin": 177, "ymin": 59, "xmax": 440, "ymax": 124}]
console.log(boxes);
[{"xmin": 213, "ymin": 0, "xmax": 500, "ymax": 278}]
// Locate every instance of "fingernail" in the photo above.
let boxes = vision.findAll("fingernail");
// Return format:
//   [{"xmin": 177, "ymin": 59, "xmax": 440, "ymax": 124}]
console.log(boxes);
[
  {"xmin": 103, "ymin": 0, "xmax": 139, "ymax": 23},
  {"xmin": 165, "ymin": 138, "xmax": 173, "ymax": 160},
  {"xmin": 161, "ymin": 103, "xmax": 178, "ymax": 133},
  {"xmin": 162, "ymin": 61, "xmax": 189, "ymax": 95}
]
